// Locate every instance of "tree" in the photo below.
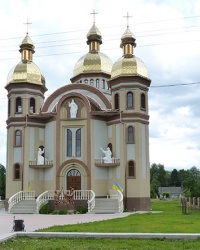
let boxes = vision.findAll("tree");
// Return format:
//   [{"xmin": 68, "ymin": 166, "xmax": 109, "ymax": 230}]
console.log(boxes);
[
  {"xmin": 150, "ymin": 179, "xmax": 160, "ymax": 198},
  {"xmin": 0, "ymin": 164, "xmax": 6, "ymax": 200},
  {"xmin": 150, "ymin": 163, "xmax": 170, "ymax": 198},
  {"xmin": 170, "ymin": 169, "xmax": 181, "ymax": 186}
]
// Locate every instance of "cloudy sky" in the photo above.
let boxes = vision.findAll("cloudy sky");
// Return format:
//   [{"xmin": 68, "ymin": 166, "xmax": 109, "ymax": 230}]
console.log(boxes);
[{"xmin": 0, "ymin": 0, "xmax": 200, "ymax": 170}]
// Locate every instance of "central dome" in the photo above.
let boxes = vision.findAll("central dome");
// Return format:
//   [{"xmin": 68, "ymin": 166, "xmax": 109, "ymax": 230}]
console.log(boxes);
[{"xmin": 73, "ymin": 51, "xmax": 112, "ymax": 77}]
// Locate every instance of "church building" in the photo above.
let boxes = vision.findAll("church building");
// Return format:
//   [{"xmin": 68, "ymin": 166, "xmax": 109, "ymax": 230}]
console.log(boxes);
[{"xmin": 5, "ymin": 15, "xmax": 151, "ymax": 211}]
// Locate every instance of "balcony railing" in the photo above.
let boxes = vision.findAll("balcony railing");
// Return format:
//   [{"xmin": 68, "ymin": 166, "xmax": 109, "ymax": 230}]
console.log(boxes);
[
  {"xmin": 95, "ymin": 158, "xmax": 120, "ymax": 166},
  {"xmin": 29, "ymin": 160, "xmax": 53, "ymax": 168}
]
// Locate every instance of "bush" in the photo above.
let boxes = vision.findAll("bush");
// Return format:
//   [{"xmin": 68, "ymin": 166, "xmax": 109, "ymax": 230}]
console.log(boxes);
[
  {"xmin": 162, "ymin": 192, "xmax": 170, "ymax": 198},
  {"xmin": 77, "ymin": 205, "xmax": 88, "ymax": 214},
  {"xmin": 58, "ymin": 209, "xmax": 67, "ymax": 215},
  {"xmin": 39, "ymin": 204, "xmax": 51, "ymax": 214},
  {"xmin": 52, "ymin": 209, "xmax": 59, "ymax": 215}
]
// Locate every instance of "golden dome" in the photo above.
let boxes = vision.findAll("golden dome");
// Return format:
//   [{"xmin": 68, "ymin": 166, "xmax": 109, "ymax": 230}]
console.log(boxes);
[
  {"xmin": 6, "ymin": 34, "xmax": 46, "ymax": 86},
  {"xmin": 72, "ymin": 22, "xmax": 112, "ymax": 78},
  {"xmin": 111, "ymin": 55, "xmax": 149, "ymax": 79},
  {"xmin": 7, "ymin": 62, "xmax": 46, "ymax": 85},
  {"xmin": 73, "ymin": 52, "xmax": 112, "ymax": 76}
]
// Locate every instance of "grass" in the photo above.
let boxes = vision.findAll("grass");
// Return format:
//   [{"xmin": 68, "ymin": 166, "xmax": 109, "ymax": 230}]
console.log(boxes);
[
  {"xmin": 2, "ymin": 199, "xmax": 200, "ymax": 249},
  {"xmin": 1, "ymin": 237, "xmax": 200, "ymax": 250},
  {"xmin": 36, "ymin": 199, "xmax": 200, "ymax": 233}
]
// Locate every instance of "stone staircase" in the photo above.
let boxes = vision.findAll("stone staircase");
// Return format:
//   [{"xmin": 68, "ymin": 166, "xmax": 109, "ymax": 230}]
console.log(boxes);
[
  {"xmin": 88, "ymin": 198, "xmax": 119, "ymax": 214},
  {"xmin": 10, "ymin": 200, "xmax": 37, "ymax": 214}
]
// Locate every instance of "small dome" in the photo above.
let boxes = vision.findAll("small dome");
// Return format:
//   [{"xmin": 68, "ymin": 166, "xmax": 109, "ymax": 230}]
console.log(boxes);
[
  {"xmin": 111, "ymin": 55, "xmax": 149, "ymax": 80},
  {"xmin": 73, "ymin": 52, "xmax": 112, "ymax": 77},
  {"xmin": 7, "ymin": 61, "xmax": 45, "ymax": 85},
  {"xmin": 87, "ymin": 23, "xmax": 101, "ymax": 38},
  {"xmin": 121, "ymin": 27, "xmax": 136, "ymax": 40},
  {"xmin": 6, "ymin": 33, "xmax": 46, "ymax": 87}
]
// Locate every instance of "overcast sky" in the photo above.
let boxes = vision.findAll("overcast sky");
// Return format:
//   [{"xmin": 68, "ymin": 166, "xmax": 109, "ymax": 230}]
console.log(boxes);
[{"xmin": 0, "ymin": 0, "xmax": 200, "ymax": 170}]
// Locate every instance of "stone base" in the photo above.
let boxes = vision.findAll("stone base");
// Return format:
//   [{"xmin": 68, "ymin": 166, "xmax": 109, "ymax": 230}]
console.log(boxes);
[{"xmin": 125, "ymin": 197, "xmax": 150, "ymax": 211}]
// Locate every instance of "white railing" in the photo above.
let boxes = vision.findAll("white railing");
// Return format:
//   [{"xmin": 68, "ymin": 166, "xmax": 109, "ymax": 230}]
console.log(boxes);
[
  {"xmin": 87, "ymin": 190, "xmax": 95, "ymax": 212},
  {"xmin": 36, "ymin": 190, "xmax": 95, "ymax": 213},
  {"xmin": 8, "ymin": 190, "xmax": 35, "ymax": 213},
  {"xmin": 95, "ymin": 158, "xmax": 120, "ymax": 164},
  {"xmin": 29, "ymin": 160, "xmax": 53, "ymax": 165},
  {"xmin": 109, "ymin": 189, "xmax": 124, "ymax": 213}
]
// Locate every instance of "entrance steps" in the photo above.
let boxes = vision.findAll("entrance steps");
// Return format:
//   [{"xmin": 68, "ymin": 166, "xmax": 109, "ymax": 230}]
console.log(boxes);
[
  {"xmin": 88, "ymin": 198, "xmax": 119, "ymax": 214},
  {"xmin": 10, "ymin": 200, "xmax": 37, "ymax": 214}
]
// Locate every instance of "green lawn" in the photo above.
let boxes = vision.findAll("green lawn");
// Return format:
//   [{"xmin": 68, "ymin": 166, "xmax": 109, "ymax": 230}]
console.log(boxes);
[
  {"xmin": 1, "ymin": 199, "xmax": 200, "ymax": 250},
  {"xmin": 37, "ymin": 199, "xmax": 200, "ymax": 233}
]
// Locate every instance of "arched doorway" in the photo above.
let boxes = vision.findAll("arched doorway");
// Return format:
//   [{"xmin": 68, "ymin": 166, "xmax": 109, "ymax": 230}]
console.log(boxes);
[{"xmin": 66, "ymin": 169, "xmax": 81, "ymax": 190}]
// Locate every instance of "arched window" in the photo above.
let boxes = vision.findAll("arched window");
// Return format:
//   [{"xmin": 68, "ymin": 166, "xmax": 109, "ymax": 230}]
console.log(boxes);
[
  {"xmin": 67, "ymin": 129, "xmax": 72, "ymax": 157},
  {"xmin": 96, "ymin": 79, "xmax": 99, "ymax": 88},
  {"xmin": 15, "ymin": 130, "xmax": 22, "ymax": 146},
  {"xmin": 76, "ymin": 129, "xmax": 81, "ymax": 157},
  {"xmin": 128, "ymin": 160, "xmax": 135, "ymax": 177},
  {"xmin": 102, "ymin": 79, "xmax": 105, "ymax": 89},
  {"xmin": 114, "ymin": 93, "xmax": 119, "ymax": 109},
  {"xmin": 127, "ymin": 126, "xmax": 134, "ymax": 143},
  {"xmin": 84, "ymin": 79, "xmax": 88, "ymax": 84},
  {"xmin": 14, "ymin": 163, "xmax": 21, "ymax": 180},
  {"xmin": 127, "ymin": 92, "xmax": 133, "ymax": 108},
  {"xmin": 16, "ymin": 97, "xmax": 22, "ymax": 113},
  {"xmin": 141, "ymin": 93, "xmax": 146, "ymax": 110},
  {"xmin": 107, "ymin": 143, "xmax": 112, "ymax": 153},
  {"xmin": 90, "ymin": 79, "xmax": 94, "ymax": 86},
  {"xmin": 30, "ymin": 98, "xmax": 35, "ymax": 113}
]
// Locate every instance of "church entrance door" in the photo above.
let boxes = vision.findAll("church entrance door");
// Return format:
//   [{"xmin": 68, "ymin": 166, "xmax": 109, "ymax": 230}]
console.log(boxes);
[{"xmin": 66, "ymin": 169, "xmax": 81, "ymax": 190}]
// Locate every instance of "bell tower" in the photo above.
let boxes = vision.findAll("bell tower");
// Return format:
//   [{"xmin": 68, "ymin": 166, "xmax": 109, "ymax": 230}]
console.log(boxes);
[
  {"xmin": 108, "ymin": 13, "xmax": 151, "ymax": 211},
  {"xmin": 5, "ymin": 30, "xmax": 47, "ymax": 199}
]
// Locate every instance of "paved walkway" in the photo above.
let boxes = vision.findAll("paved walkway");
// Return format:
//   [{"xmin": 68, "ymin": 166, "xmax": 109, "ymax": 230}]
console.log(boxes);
[
  {"xmin": 1, "ymin": 208, "xmax": 200, "ymax": 243},
  {"xmin": 0, "ymin": 208, "xmax": 131, "ymax": 242}
]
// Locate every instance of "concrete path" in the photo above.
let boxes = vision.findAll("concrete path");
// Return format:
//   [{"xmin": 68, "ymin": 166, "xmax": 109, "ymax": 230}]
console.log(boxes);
[
  {"xmin": 0, "ymin": 208, "xmax": 131, "ymax": 242},
  {"xmin": 1, "ymin": 208, "xmax": 200, "ymax": 243}
]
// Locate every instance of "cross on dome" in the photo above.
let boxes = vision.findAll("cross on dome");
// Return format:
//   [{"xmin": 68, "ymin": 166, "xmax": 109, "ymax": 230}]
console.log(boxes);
[
  {"xmin": 123, "ymin": 12, "xmax": 132, "ymax": 28},
  {"xmin": 23, "ymin": 18, "xmax": 32, "ymax": 34},
  {"xmin": 90, "ymin": 9, "xmax": 98, "ymax": 24}
]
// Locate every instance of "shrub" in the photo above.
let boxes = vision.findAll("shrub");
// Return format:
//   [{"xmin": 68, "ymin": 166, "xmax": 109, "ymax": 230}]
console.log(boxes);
[
  {"xmin": 58, "ymin": 209, "xmax": 67, "ymax": 215},
  {"xmin": 39, "ymin": 204, "xmax": 51, "ymax": 214},
  {"xmin": 77, "ymin": 205, "xmax": 88, "ymax": 214},
  {"xmin": 162, "ymin": 192, "xmax": 170, "ymax": 198},
  {"xmin": 52, "ymin": 209, "xmax": 59, "ymax": 215}
]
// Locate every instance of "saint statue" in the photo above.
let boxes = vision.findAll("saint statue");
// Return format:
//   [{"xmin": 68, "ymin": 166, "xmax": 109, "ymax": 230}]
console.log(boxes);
[
  {"xmin": 100, "ymin": 147, "xmax": 112, "ymax": 163},
  {"xmin": 37, "ymin": 147, "xmax": 45, "ymax": 165},
  {"xmin": 68, "ymin": 99, "xmax": 78, "ymax": 118}
]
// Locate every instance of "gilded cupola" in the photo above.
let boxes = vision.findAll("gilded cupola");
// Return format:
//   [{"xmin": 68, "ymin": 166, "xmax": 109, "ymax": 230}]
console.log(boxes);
[
  {"xmin": 6, "ymin": 33, "xmax": 46, "ymax": 87},
  {"xmin": 72, "ymin": 19, "xmax": 112, "ymax": 78},
  {"xmin": 111, "ymin": 17, "xmax": 149, "ymax": 80}
]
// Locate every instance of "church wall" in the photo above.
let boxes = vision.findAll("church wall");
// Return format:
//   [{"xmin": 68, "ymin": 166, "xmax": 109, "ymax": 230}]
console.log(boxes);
[
  {"xmin": 14, "ymin": 147, "xmax": 22, "ymax": 163},
  {"xmin": 126, "ymin": 122, "xmax": 150, "ymax": 198},
  {"xmin": 142, "ymin": 124, "xmax": 147, "ymax": 179},
  {"xmin": 93, "ymin": 120, "xmax": 110, "ymax": 195},
  {"xmin": 45, "ymin": 122, "xmax": 55, "ymax": 163},
  {"xmin": 6, "ymin": 127, "xmax": 22, "ymax": 198}
]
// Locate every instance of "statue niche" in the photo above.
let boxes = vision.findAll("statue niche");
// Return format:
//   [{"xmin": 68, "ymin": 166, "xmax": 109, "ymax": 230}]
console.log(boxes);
[
  {"xmin": 68, "ymin": 99, "xmax": 78, "ymax": 118},
  {"xmin": 37, "ymin": 146, "xmax": 45, "ymax": 165},
  {"xmin": 100, "ymin": 146, "xmax": 112, "ymax": 163}
]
